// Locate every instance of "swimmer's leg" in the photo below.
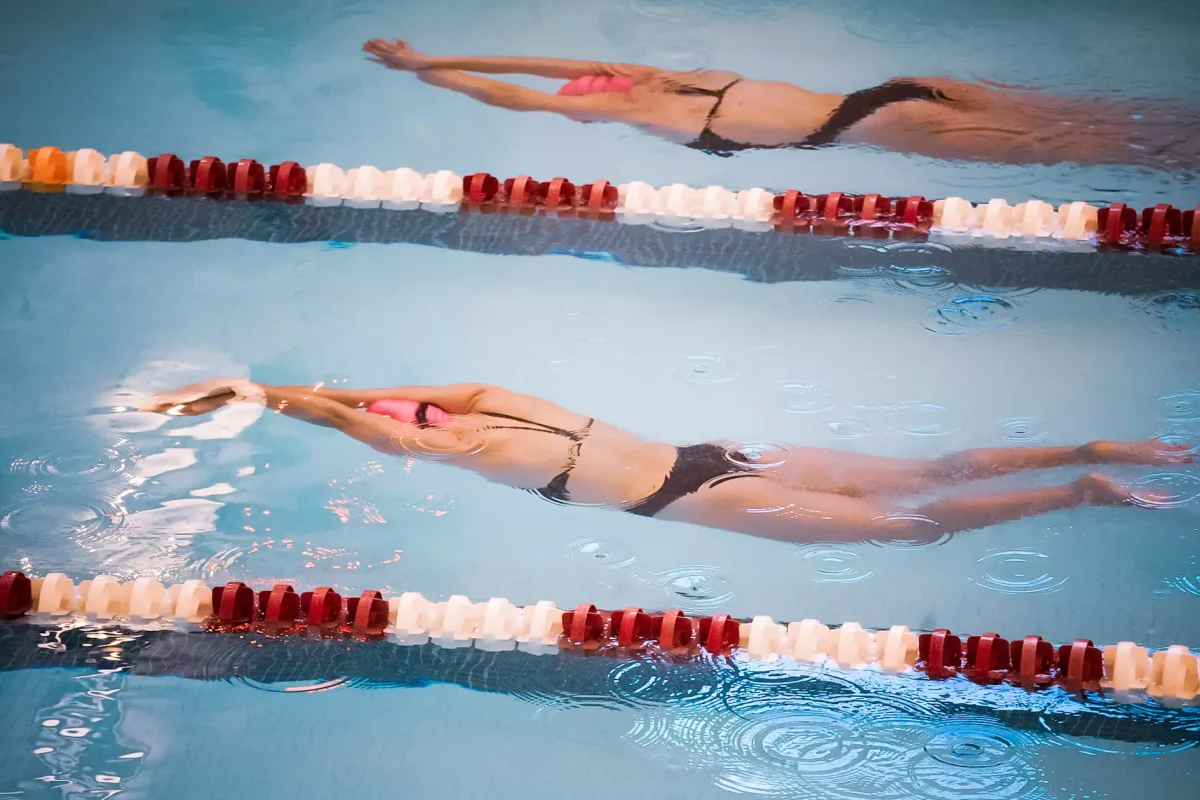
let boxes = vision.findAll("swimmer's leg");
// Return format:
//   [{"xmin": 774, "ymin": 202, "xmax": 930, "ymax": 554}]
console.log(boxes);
[
  {"xmin": 661, "ymin": 472, "xmax": 1146, "ymax": 544},
  {"xmin": 765, "ymin": 441, "xmax": 1191, "ymax": 497}
]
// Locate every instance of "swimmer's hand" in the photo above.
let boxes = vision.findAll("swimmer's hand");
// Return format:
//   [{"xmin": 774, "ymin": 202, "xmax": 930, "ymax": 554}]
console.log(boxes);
[
  {"xmin": 363, "ymin": 39, "xmax": 430, "ymax": 71},
  {"xmin": 139, "ymin": 378, "xmax": 265, "ymax": 416}
]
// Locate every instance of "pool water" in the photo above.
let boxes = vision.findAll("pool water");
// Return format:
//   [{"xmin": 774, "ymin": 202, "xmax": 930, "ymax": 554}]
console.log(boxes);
[{"xmin": 2, "ymin": 0, "xmax": 1200, "ymax": 797}]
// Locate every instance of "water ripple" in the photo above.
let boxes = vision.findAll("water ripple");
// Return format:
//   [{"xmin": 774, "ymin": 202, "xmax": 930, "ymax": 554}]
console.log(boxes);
[
  {"xmin": 968, "ymin": 548, "xmax": 1068, "ymax": 595},
  {"xmin": 1000, "ymin": 417, "xmax": 1049, "ymax": 443},
  {"xmin": 909, "ymin": 718, "xmax": 1041, "ymax": 799},
  {"xmin": 923, "ymin": 296, "xmax": 1020, "ymax": 336},
  {"xmin": 780, "ymin": 382, "xmax": 835, "ymax": 415},
  {"xmin": 676, "ymin": 353, "xmax": 739, "ymax": 384},
  {"xmin": 643, "ymin": 564, "xmax": 735, "ymax": 612},
  {"xmin": 1156, "ymin": 390, "xmax": 1200, "ymax": 423},
  {"xmin": 566, "ymin": 538, "xmax": 637, "ymax": 570},
  {"xmin": 724, "ymin": 442, "xmax": 788, "ymax": 469},
  {"xmin": 795, "ymin": 544, "xmax": 876, "ymax": 584},
  {"xmin": 1126, "ymin": 473, "xmax": 1200, "ymax": 508},
  {"xmin": 825, "ymin": 417, "xmax": 872, "ymax": 439},
  {"xmin": 1130, "ymin": 290, "xmax": 1200, "ymax": 336},
  {"xmin": 6, "ymin": 429, "xmax": 140, "ymax": 485}
]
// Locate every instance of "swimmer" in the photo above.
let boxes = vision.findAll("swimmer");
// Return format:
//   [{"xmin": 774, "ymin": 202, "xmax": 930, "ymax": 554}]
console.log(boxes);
[
  {"xmin": 142, "ymin": 379, "xmax": 1191, "ymax": 544},
  {"xmin": 363, "ymin": 39, "xmax": 1198, "ymax": 169}
]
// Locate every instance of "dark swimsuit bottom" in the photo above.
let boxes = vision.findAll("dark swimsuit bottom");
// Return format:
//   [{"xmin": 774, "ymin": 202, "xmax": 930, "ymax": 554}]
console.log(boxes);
[
  {"xmin": 676, "ymin": 78, "xmax": 953, "ymax": 158},
  {"xmin": 465, "ymin": 409, "xmax": 760, "ymax": 516}
]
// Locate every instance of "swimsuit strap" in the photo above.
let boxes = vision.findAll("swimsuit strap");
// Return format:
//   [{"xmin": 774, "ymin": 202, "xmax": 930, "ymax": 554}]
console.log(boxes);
[
  {"xmin": 527, "ymin": 418, "xmax": 595, "ymax": 504},
  {"xmin": 479, "ymin": 411, "xmax": 591, "ymax": 442}
]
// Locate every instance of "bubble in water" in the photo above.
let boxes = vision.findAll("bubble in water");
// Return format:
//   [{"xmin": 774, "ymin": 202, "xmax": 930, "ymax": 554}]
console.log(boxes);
[
  {"xmin": 780, "ymin": 381, "xmax": 835, "ymax": 415},
  {"xmin": 924, "ymin": 296, "xmax": 1020, "ymax": 336},
  {"xmin": 724, "ymin": 442, "xmax": 788, "ymax": 469},
  {"xmin": 1126, "ymin": 473, "xmax": 1200, "ymax": 508},
  {"xmin": 795, "ymin": 545, "xmax": 876, "ymax": 584},
  {"xmin": 648, "ymin": 565, "xmax": 734, "ymax": 612},
  {"xmin": 1156, "ymin": 390, "xmax": 1200, "ymax": 423},
  {"xmin": 1000, "ymin": 417, "xmax": 1049, "ymax": 443},
  {"xmin": 969, "ymin": 548, "xmax": 1068, "ymax": 595},
  {"xmin": 566, "ymin": 539, "xmax": 636, "ymax": 570},
  {"xmin": 1131, "ymin": 290, "xmax": 1200, "ymax": 335},
  {"xmin": 825, "ymin": 417, "xmax": 872, "ymax": 439},
  {"xmin": 676, "ymin": 353, "xmax": 739, "ymax": 384}
]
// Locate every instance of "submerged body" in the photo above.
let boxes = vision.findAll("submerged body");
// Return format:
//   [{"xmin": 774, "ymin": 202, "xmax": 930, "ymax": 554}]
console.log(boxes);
[
  {"xmin": 363, "ymin": 39, "xmax": 1198, "ymax": 168},
  {"xmin": 144, "ymin": 380, "xmax": 1189, "ymax": 544}
]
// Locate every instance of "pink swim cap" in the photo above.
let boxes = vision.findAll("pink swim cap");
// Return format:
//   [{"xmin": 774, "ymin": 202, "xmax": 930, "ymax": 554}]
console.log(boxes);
[
  {"xmin": 366, "ymin": 399, "xmax": 449, "ymax": 427},
  {"xmin": 557, "ymin": 75, "xmax": 634, "ymax": 96}
]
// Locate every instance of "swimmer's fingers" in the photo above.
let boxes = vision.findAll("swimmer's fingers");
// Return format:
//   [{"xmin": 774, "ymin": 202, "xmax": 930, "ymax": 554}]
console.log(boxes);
[{"xmin": 139, "ymin": 378, "xmax": 264, "ymax": 415}]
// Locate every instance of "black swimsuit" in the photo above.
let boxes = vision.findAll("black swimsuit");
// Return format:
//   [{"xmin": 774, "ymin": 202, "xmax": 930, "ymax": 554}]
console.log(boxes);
[
  {"xmin": 679, "ymin": 78, "xmax": 953, "ymax": 158},
  {"xmin": 472, "ymin": 409, "xmax": 761, "ymax": 514}
]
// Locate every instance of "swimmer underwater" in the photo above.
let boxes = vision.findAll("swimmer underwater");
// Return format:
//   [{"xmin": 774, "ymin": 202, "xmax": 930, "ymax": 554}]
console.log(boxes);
[{"xmin": 142, "ymin": 379, "xmax": 1191, "ymax": 544}]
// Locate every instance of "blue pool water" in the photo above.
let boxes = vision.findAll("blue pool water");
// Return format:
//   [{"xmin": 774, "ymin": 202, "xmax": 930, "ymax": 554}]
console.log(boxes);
[{"xmin": 2, "ymin": 0, "xmax": 1200, "ymax": 797}]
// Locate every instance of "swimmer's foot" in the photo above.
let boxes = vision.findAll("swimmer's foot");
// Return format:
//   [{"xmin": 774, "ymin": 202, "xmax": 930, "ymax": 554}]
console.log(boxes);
[
  {"xmin": 1073, "ymin": 472, "xmax": 1165, "ymax": 508},
  {"xmin": 1080, "ymin": 438, "xmax": 1193, "ymax": 466}
]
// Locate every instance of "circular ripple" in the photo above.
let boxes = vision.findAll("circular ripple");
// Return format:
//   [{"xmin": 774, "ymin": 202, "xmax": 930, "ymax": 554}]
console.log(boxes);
[
  {"xmin": 924, "ymin": 296, "xmax": 1020, "ymax": 336},
  {"xmin": 880, "ymin": 265, "xmax": 959, "ymax": 297},
  {"xmin": 1131, "ymin": 290, "xmax": 1200, "ymax": 335},
  {"xmin": 650, "ymin": 565, "xmax": 735, "ymax": 612},
  {"xmin": 1156, "ymin": 390, "xmax": 1200, "ymax": 423},
  {"xmin": 566, "ymin": 538, "xmax": 636, "ymax": 570},
  {"xmin": 1151, "ymin": 433, "xmax": 1199, "ymax": 460},
  {"xmin": 235, "ymin": 677, "xmax": 352, "ymax": 694},
  {"xmin": 796, "ymin": 545, "xmax": 876, "ymax": 584},
  {"xmin": 627, "ymin": 0, "xmax": 727, "ymax": 22},
  {"xmin": 780, "ymin": 382, "xmax": 835, "ymax": 415},
  {"xmin": 608, "ymin": 657, "xmax": 727, "ymax": 717},
  {"xmin": 867, "ymin": 515, "xmax": 953, "ymax": 551},
  {"xmin": 0, "ymin": 498, "xmax": 122, "ymax": 546},
  {"xmin": 825, "ymin": 417, "xmax": 872, "ymax": 439},
  {"xmin": 1126, "ymin": 473, "xmax": 1200, "ymax": 508},
  {"xmin": 6, "ymin": 431, "xmax": 139, "ymax": 485},
  {"xmin": 1000, "ymin": 417, "xmax": 1049, "ymax": 443},
  {"xmin": 969, "ymin": 548, "xmax": 1068, "ymax": 595},
  {"xmin": 676, "ymin": 353, "xmax": 739, "ymax": 384},
  {"xmin": 888, "ymin": 402, "xmax": 959, "ymax": 437},
  {"xmin": 724, "ymin": 442, "xmax": 788, "ymax": 469},
  {"xmin": 907, "ymin": 718, "xmax": 1041, "ymax": 799},
  {"xmin": 646, "ymin": 219, "xmax": 707, "ymax": 234}
]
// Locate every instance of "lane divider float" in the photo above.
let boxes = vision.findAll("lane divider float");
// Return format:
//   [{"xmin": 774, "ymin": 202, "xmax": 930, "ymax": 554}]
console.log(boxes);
[
  {"xmin": 2, "ymin": 569, "xmax": 1197, "ymax": 704},
  {"xmin": 1, "ymin": 144, "xmax": 1196, "ymax": 253}
]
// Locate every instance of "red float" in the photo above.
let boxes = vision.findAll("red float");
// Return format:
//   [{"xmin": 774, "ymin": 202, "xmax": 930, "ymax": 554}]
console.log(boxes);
[
  {"xmin": 542, "ymin": 177, "xmax": 576, "ymax": 210},
  {"xmin": 1185, "ymin": 206, "xmax": 1200, "ymax": 250},
  {"xmin": 895, "ymin": 195, "xmax": 934, "ymax": 226},
  {"xmin": 816, "ymin": 192, "xmax": 854, "ymax": 220},
  {"xmin": 347, "ymin": 590, "xmax": 390, "ymax": 633},
  {"xmin": 503, "ymin": 175, "xmax": 541, "ymax": 206},
  {"xmin": 773, "ymin": 189, "xmax": 811, "ymax": 222},
  {"xmin": 965, "ymin": 633, "xmax": 1010, "ymax": 683},
  {"xmin": 1009, "ymin": 634, "xmax": 1056, "ymax": 686},
  {"xmin": 257, "ymin": 584, "xmax": 300, "ymax": 624},
  {"xmin": 654, "ymin": 609, "xmax": 695, "ymax": 650},
  {"xmin": 147, "ymin": 153, "xmax": 186, "ymax": 192},
  {"xmin": 918, "ymin": 629, "xmax": 963, "ymax": 678},
  {"xmin": 267, "ymin": 162, "xmax": 306, "ymax": 199},
  {"xmin": 463, "ymin": 172, "xmax": 499, "ymax": 204},
  {"xmin": 698, "ymin": 613, "xmax": 740, "ymax": 654},
  {"xmin": 187, "ymin": 157, "xmax": 227, "ymax": 194},
  {"xmin": 853, "ymin": 193, "xmax": 892, "ymax": 221},
  {"xmin": 300, "ymin": 587, "xmax": 343, "ymax": 626},
  {"xmin": 611, "ymin": 607, "xmax": 653, "ymax": 647},
  {"xmin": 0, "ymin": 571, "xmax": 33, "ymax": 617},
  {"xmin": 1057, "ymin": 638, "xmax": 1103, "ymax": 692},
  {"xmin": 1141, "ymin": 204, "xmax": 1181, "ymax": 248},
  {"xmin": 211, "ymin": 581, "xmax": 255, "ymax": 624},
  {"xmin": 228, "ymin": 159, "xmax": 265, "ymax": 196},
  {"xmin": 579, "ymin": 180, "xmax": 618, "ymax": 211},
  {"xmin": 562, "ymin": 603, "xmax": 609, "ymax": 647},
  {"xmin": 1097, "ymin": 203, "xmax": 1138, "ymax": 245}
]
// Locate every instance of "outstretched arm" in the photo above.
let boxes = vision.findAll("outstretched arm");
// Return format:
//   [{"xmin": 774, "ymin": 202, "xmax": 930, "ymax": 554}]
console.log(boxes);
[
  {"xmin": 412, "ymin": 68, "xmax": 629, "ymax": 118},
  {"xmin": 364, "ymin": 38, "xmax": 660, "ymax": 80},
  {"xmin": 278, "ymin": 382, "xmax": 493, "ymax": 413}
]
